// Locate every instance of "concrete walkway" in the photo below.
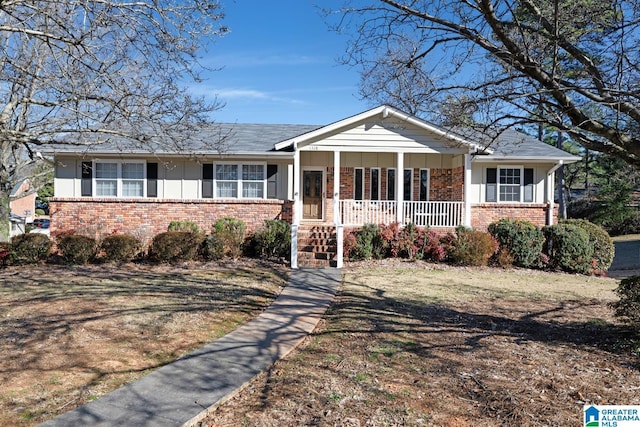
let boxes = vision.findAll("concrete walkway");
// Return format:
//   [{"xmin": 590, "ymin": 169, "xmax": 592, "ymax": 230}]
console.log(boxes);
[{"xmin": 40, "ymin": 268, "xmax": 342, "ymax": 427}]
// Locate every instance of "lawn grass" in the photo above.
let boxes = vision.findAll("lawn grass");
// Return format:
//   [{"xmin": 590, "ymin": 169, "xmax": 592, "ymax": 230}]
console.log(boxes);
[
  {"xmin": 204, "ymin": 262, "xmax": 639, "ymax": 427},
  {"xmin": 0, "ymin": 261, "xmax": 287, "ymax": 426}
]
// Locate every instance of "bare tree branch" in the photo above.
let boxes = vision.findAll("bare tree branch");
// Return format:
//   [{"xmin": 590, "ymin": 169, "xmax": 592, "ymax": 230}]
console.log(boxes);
[{"xmin": 328, "ymin": 0, "xmax": 640, "ymax": 167}]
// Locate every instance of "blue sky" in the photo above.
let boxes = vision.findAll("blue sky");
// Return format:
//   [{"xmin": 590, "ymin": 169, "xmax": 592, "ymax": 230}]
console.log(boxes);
[{"xmin": 192, "ymin": 1, "xmax": 369, "ymax": 125}]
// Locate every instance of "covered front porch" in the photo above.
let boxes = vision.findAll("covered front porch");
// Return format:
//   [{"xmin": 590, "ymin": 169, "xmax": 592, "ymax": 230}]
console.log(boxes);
[{"xmin": 289, "ymin": 147, "xmax": 472, "ymax": 268}]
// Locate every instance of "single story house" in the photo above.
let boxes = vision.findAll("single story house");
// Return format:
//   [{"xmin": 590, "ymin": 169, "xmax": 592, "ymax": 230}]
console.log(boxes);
[{"xmin": 44, "ymin": 105, "xmax": 580, "ymax": 267}]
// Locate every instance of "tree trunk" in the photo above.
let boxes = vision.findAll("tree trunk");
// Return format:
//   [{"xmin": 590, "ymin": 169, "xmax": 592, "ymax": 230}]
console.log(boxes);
[{"xmin": 0, "ymin": 188, "xmax": 9, "ymax": 242}]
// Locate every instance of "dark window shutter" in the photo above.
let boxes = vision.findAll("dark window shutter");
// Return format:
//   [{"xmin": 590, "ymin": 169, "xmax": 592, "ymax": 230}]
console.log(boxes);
[
  {"xmin": 523, "ymin": 168, "xmax": 534, "ymax": 202},
  {"xmin": 267, "ymin": 164, "xmax": 277, "ymax": 199},
  {"xmin": 202, "ymin": 163, "xmax": 213, "ymax": 198},
  {"xmin": 81, "ymin": 162, "xmax": 92, "ymax": 196},
  {"xmin": 486, "ymin": 168, "xmax": 497, "ymax": 202},
  {"xmin": 147, "ymin": 163, "xmax": 158, "ymax": 198}
]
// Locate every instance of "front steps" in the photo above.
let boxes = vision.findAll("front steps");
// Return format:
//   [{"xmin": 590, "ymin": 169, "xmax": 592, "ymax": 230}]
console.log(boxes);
[{"xmin": 296, "ymin": 224, "xmax": 337, "ymax": 268}]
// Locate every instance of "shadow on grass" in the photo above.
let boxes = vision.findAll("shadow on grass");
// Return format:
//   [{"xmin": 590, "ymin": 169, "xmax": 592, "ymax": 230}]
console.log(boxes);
[
  {"xmin": 0, "ymin": 261, "xmax": 288, "ymax": 379},
  {"xmin": 317, "ymin": 277, "xmax": 635, "ymax": 364}
]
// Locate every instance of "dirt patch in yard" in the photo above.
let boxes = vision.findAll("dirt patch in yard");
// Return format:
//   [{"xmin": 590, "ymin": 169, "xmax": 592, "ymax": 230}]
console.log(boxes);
[
  {"xmin": 0, "ymin": 260, "xmax": 287, "ymax": 426},
  {"xmin": 204, "ymin": 261, "xmax": 640, "ymax": 427}
]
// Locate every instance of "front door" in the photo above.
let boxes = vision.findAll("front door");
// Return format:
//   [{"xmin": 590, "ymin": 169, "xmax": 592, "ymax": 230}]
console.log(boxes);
[{"xmin": 303, "ymin": 170, "xmax": 323, "ymax": 220}]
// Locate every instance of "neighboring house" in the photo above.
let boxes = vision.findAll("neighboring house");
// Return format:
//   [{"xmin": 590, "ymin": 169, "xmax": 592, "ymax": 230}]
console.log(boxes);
[
  {"xmin": 9, "ymin": 178, "xmax": 36, "ymax": 229},
  {"xmin": 43, "ymin": 105, "xmax": 580, "ymax": 267}
]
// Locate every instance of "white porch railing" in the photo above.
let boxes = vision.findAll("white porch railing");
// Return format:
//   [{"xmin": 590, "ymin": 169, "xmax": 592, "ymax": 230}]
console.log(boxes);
[
  {"xmin": 338, "ymin": 200, "xmax": 398, "ymax": 226},
  {"xmin": 338, "ymin": 200, "xmax": 464, "ymax": 228}
]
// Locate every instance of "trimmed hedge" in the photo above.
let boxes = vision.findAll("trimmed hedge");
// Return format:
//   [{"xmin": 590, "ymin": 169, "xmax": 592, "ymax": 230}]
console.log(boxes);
[
  {"xmin": 561, "ymin": 219, "xmax": 614, "ymax": 273},
  {"xmin": 58, "ymin": 234, "xmax": 97, "ymax": 265},
  {"xmin": 611, "ymin": 276, "xmax": 640, "ymax": 331},
  {"xmin": 11, "ymin": 233, "xmax": 51, "ymax": 264},
  {"xmin": 543, "ymin": 223, "xmax": 594, "ymax": 274},
  {"xmin": 252, "ymin": 220, "xmax": 291, "ymax": 260},
  {"xmin": 447, "ymin": 227, "xmax": 498, "ymax": 266},
  {"xmin": 149, "ymin": 231, "xmax": 201, "ymax": 263},
  {"xmin": 100, "ymin": 234, "xmax": 141, "ymax": 263},
  {"xmin": 349, "ymin": 223, "xmax": 386, "ymax": 260},
  {"xmin": 488, "ymin": 219, "xmax": 544, "ymax": 268},
  {"xmin": 211, "ymin": 218, "xmax": 246, "ymax": 259}
]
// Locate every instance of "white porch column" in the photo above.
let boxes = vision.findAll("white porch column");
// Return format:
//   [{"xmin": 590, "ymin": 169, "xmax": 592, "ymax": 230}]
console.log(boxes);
[
  {"xmin": 546, "ymin": 161, "xmax": 562, "ymax": 226},
  {"xmin": 333, "ymin": 150, "xmax": 341, "ymax": 225},
  {"xmin": 291, "ymin": 143, "xmax": 301, "ymax": 269},
  {"xmin": 396, "ymin": 151, "xmax": 404, "ymax": 224},
  {"xmin": 334, "ymin": 150, "xmax": 343, "ymax": 268},
  {"xmin": 293, "ymin": 142, "xmax": 301, "ymax": 225},
  {"xmin": 464, "ymin": 153, "xmax": 472, "ymax": 227}
]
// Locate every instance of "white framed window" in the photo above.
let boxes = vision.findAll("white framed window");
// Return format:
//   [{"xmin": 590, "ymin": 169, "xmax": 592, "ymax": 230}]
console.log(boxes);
[
  {"xmin": 213, "ymin": 162, "xmax": 266, "ymax": 199},
  {"xmin": 419, "ymin": 168, "xmax": 430, "ymax": 201},
  {"xmin": 242, "ymin": 164, "xmax": 265, "ymax": 198},
  {"xmin": 93, "ymin": 160, "xmax": 145, "ymax": 197},
  {"xmin": 486, "ymin": 167, "xmax": 535, "ymax": 203},
  {"xmin": 370, "ymin": 168, "xmax": 380, "ymax": 201},
  {"xmin": 404, "ymin": 168, "xmax": 413, "ymax": 201},
  {"xmin": 216, "ymin": 164, "xmax": 238, "ymax": 198},
  {"xmin": 387, "ymin": 168, "xmax": 396, "ymax": 200},
  {"xmin": 354, "ymin": 167, "xmax": 364, "ymax": 200}
]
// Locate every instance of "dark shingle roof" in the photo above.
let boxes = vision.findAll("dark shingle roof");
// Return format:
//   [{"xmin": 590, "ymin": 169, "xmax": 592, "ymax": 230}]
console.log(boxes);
[
  {"xmin": 42, "ymin": 123, "xmax": 321, "ymax": 156},
  {"xmin": 452, "ymin": 127, "xmax": 580, "ymax": 161},
  {"xmin": 41, "ymin": 120, "xmax": 578, "ymax": 162}
]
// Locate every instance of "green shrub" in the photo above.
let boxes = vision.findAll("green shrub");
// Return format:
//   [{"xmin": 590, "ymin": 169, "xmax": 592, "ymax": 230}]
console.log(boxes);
[
  {"xmin": 561, "ymin": 219, "xmax": 614, "ymax": 273},
  {"xmin": 488, "ymin": 219, "xmax": 544, "ymax": 268},
  {"xmin": 149, "ymin": 231, "xmax": 201, "ymax": 263},
  {"xmin": 168, "ymin": 221, "xmax": 200, "ymax": 234},
  {"xmin": 447, "ymin": 227, "xmax": 498, "ymax": 266},
  {"xmin": 57, "ymin": 234, "xmax": 97, "ymax": 264},
  {"xmin": 543, "ymin": 223, "xmax": 594, "ymax": 274},
  {"xmin": 202, "ymin": 233, "xmax": 225, "ymax": 260},
  {"xmin": 211, "ymin": 218, "xmax": 246, "ymax": 259},
  {"xmin": 252, "ymin": 220, "xmax": 291, "ymax": 260},
  {"xmin": 11, "ymin": 233, "xmax": 51, "ymax": 264},
  {"xmin": 350, "ymin": 223, "xmax": 386, "ymax": 260},
  {"xmin": 611, "ymin": 276, "xmax": 640, "ymax": 331},
  {"xmin": 100, "ymin": 234, "xmax": 141, "ymax": 263},
  {"xmin": 35, "ymin": 208, "xmax": 46, "ymax": 216}
]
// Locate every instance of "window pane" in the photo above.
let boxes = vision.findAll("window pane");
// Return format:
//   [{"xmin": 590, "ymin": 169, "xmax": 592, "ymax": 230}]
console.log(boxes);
[
  {"xmin": 96, "ymin": 180, "xmax": 117, "ymax": 196},
  {"xmin": 95, "ymin": 162, "xmax": 117, "ymax": 179},
  {"xmin": 419, "ymin": 169, "xmax": 429, "ymax": 201},
  {"xmin": 499, "ymin": 168, "xmax": 521, "ymax": 185},
  {"xmin": 216, "ymin": 181, "xmax": 237, "ymax": 198},
  {"xmin": 216, "ymin": 164, "xmax": 237, "ymax": 180},
  {"xmin": 242, "ymin": 164, "xmax": 264, "ymax": 180},
  {"xmin": 122, "ymin": 180, "xmax": 143, "ymax": 197},
  {"xmin": 404, "ymin": 169, "xmax": 412, "ymax": 201},
  {"xmin": 500, "ymin": 185, "xmax": 520, "ymax": 202},
  {"xmin": 122, "ymin": 163, "xmax": 143, "ymax": 179},
  {"xmin": 371, "ymin": 169, "xmax": 379, "ymax": 201},
  {"xmin": 355, "ymin": 169, "xmax": 363, "ymax": 200},
  {"xmin": 243, "ymin": 182, "xmax": 264, "ymax": 198},
  {"xmin": 387, "ymin": 169, "xmax": 395, "ymax": 200}
]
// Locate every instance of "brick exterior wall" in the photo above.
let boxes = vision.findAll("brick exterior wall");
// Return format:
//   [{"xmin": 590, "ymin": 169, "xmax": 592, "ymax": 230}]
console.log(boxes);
[
  {"xmin": 331, "ymin": 166, "xmax": 463, "ymax": 202},
  {"xmin": 471, "ymin": 203, "xmax": 557, "ymax": 231},
  {"xmin": 49, "ymin": 198, "xmax": 292, "ymax": 244}
]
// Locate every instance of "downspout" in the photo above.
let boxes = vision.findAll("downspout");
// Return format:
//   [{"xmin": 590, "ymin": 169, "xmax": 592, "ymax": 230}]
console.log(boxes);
[{"xmin": 545, "ymin": 161, "xmax": 563, "ymax": 226}]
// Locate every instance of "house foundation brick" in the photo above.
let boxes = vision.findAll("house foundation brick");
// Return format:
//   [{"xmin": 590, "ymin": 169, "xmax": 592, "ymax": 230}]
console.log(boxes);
[
  {"xmin": 49, "ymin": 198, "xmax": 291, "ymax": 244},
  {"xmin": 471, "ymin": 203, "xmax": 557, "ymax": 231}
]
